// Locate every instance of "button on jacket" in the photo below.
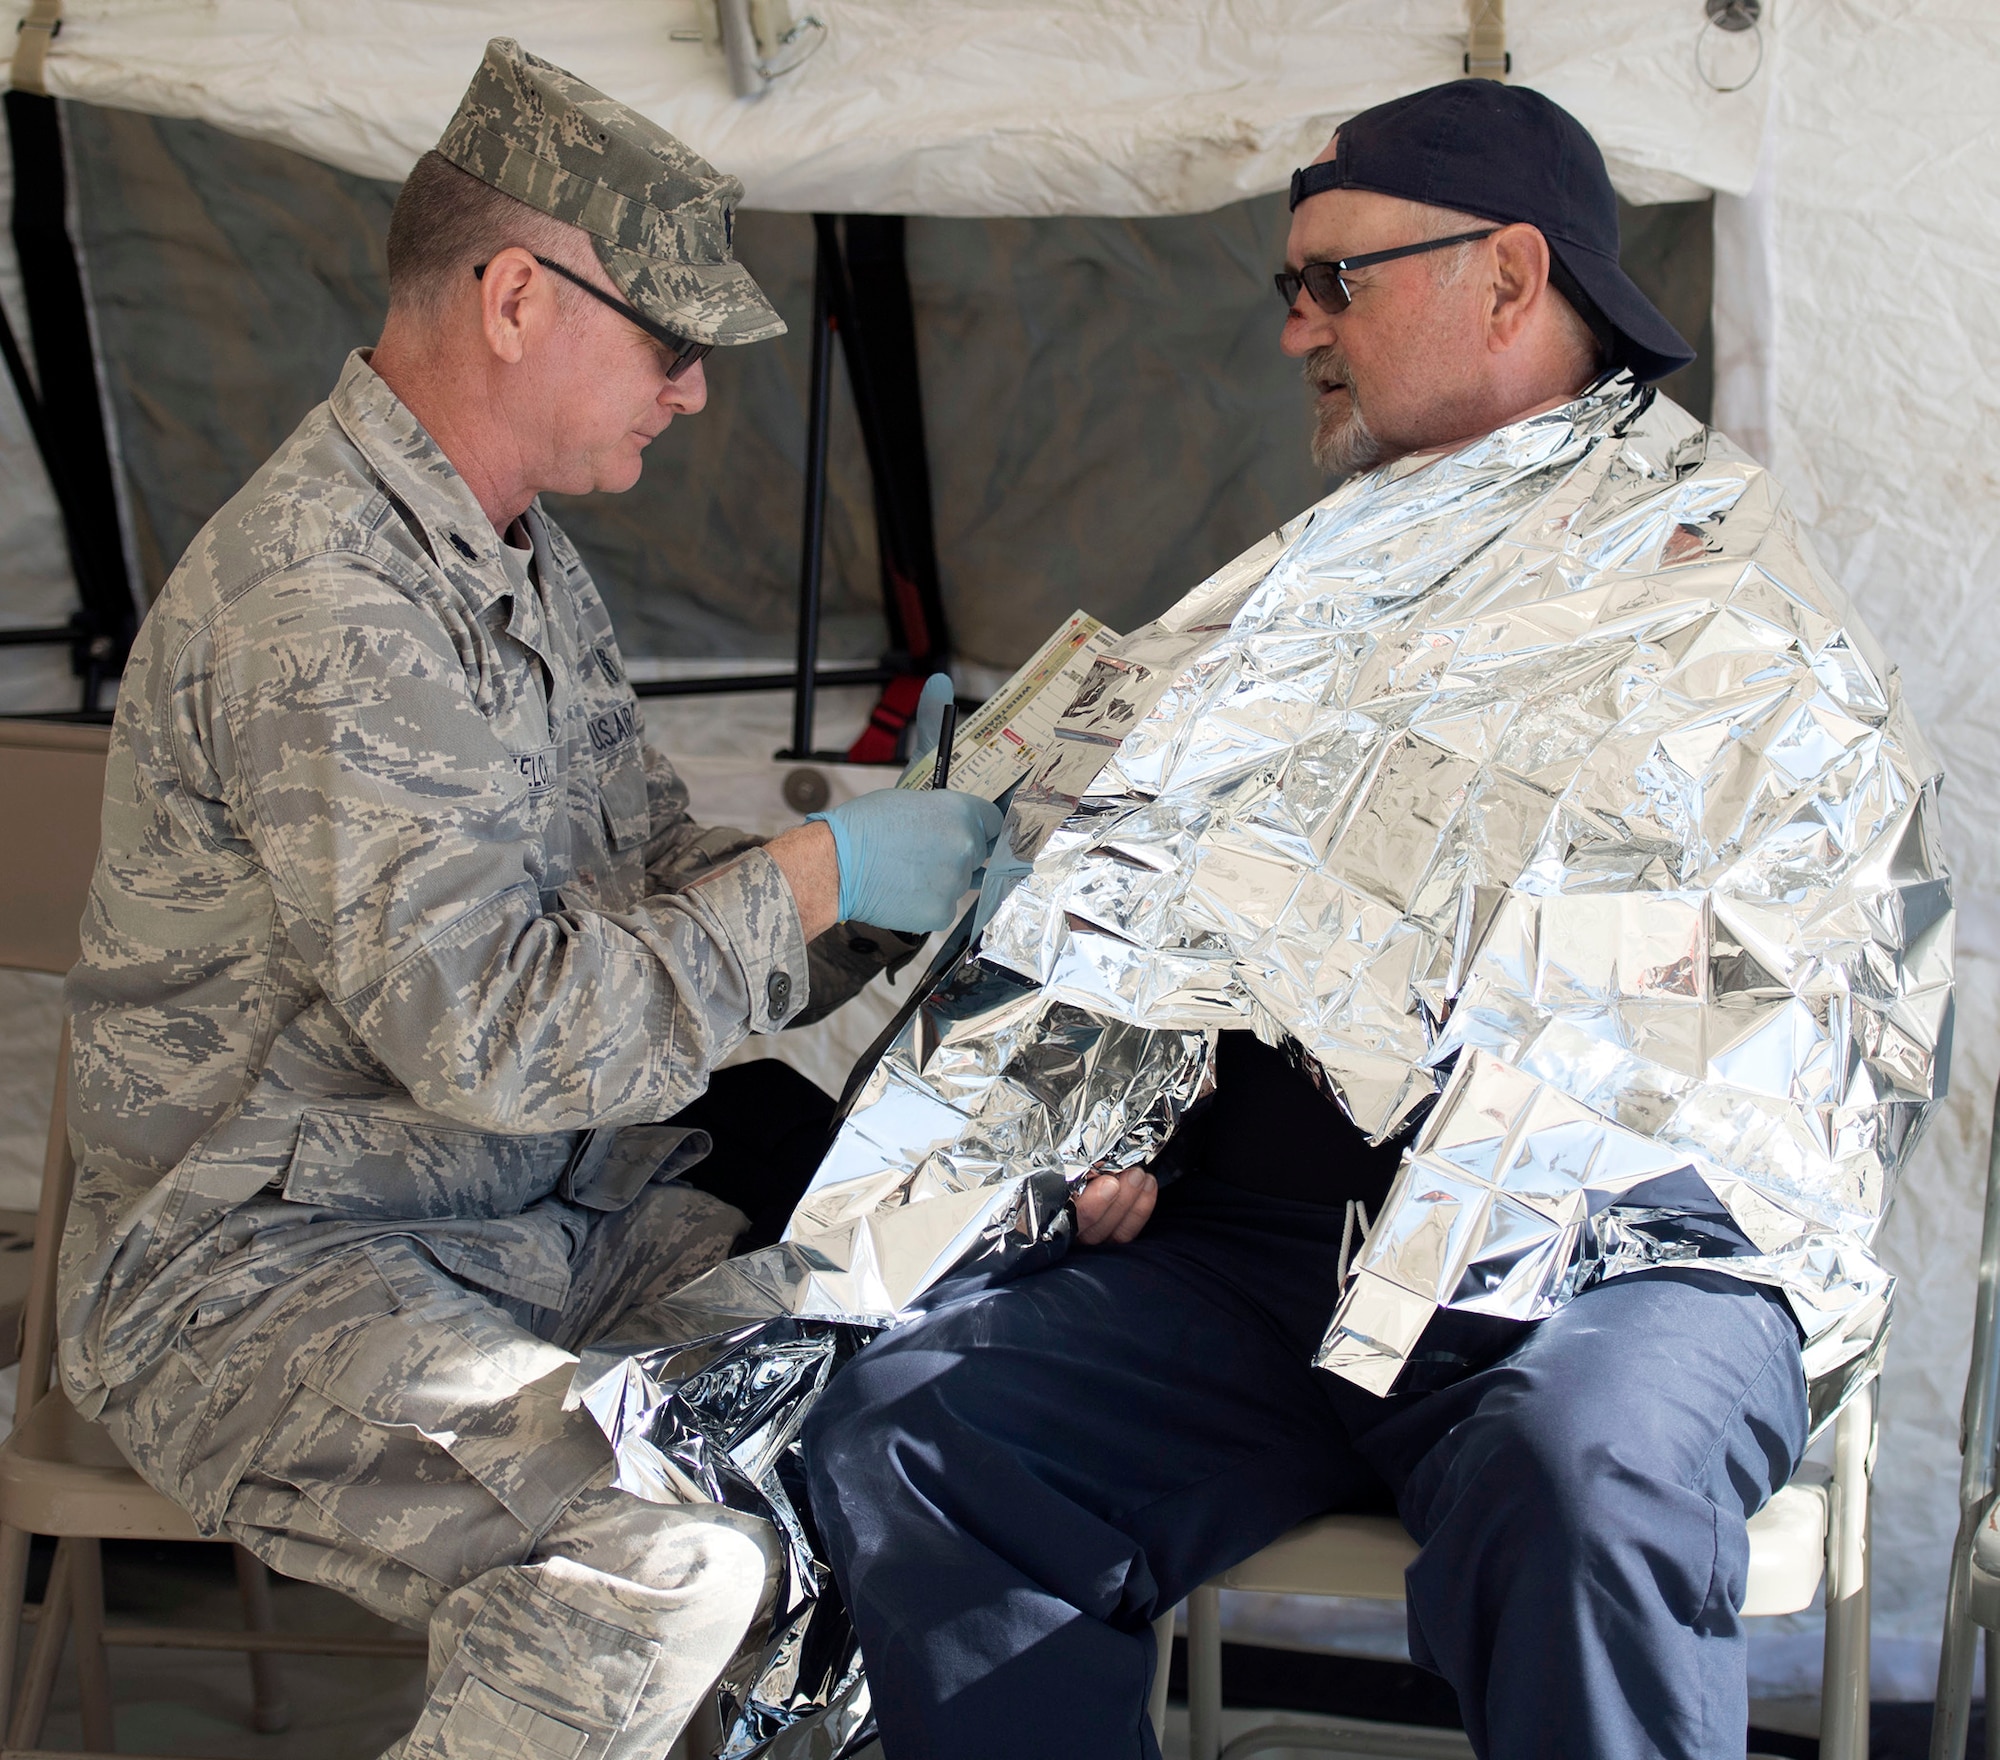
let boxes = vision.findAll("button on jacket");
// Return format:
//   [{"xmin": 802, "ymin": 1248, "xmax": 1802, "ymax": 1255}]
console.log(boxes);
[{"xmin": 60, "ymin": 350, "xmax": 880, "ymax": 1415}]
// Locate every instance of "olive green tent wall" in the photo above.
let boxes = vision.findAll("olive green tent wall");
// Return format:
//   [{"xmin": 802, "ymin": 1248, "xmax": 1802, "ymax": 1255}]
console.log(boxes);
[{"xmin": 51, "ymin": 104, "xmax": 1710, "ymax": 686}]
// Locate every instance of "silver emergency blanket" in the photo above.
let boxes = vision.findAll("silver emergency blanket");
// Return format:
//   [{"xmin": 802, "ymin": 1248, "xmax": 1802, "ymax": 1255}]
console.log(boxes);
[
  {"xmin": 976, "ymin": 374, "xmax": 1951, "ymax": 1424},
  {"xmin": 567, "ymin": 936, "xmax": 1214, "ymax": 1755},
  {"xmin": 570, "ymin": 1318, "xmax": 873, "ymax": 1758},
  {"xmin": 574, "ymin": 373, "xmax": 1951, "ymax": 1748}
]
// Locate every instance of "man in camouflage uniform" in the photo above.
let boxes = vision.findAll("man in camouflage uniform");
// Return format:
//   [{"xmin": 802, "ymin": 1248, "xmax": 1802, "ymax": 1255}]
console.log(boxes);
[{"xmin": 61, "ymin": 39, "xmax": 999, "ymax": 1758}]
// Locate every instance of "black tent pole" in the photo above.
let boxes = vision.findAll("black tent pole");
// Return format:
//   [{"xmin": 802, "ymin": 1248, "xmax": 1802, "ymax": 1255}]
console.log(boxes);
[
  {"xmin": 830, "ymin": 215, "xmax": 948, "ymax": 675},
  {"xmin": 632, "ymin": 217, "xmax": 897, "ymax": 723},
  {"xmin": 0, "ymin": 278, "xmax": 49, "ymax": 457},
  {"xmin": 634, "ymin": 212, "xmax": 949, "ymax": 761},
  {"xmin": 781, "ymin": 219, "xmax": 837, "ymax": 761},
  {"xmin": 4, "ymin": 90, "xmax": 135, "ymax": 714}
]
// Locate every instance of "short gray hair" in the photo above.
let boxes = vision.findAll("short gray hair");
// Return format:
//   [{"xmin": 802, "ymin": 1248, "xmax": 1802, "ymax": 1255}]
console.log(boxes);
[
  {"xmin": 384, "ymin": 151, "xmax": 583, "ymax": 318},
  {"xmin": 1406, "ymin": 199, "xmax": 1603, "ymax": 382}
]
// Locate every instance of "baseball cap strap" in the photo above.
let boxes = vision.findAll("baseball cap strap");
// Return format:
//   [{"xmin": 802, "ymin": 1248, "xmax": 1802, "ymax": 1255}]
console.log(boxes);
[
  {"xmin": 1288, "ymin": 160, "xmax": 1349, "ymax": 211},
  {"xmin": 1544, "ymin": 250, "xmax": 1617, "ymax": 364}
]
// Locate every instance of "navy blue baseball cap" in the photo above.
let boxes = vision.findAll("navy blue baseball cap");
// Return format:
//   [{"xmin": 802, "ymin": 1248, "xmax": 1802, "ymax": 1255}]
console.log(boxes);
[{"xmin": 1290, "ymin": 80, "xmax": 1695, "ymax": 384}]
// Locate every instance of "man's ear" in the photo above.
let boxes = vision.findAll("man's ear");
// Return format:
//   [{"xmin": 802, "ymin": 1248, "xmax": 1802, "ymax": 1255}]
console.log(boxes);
[
  {"xmin": 478, "ymin": 246, "xmax": 543, "ymax": 367},
  {"xmin": 1487, "ymin": 223, "xmax": 1552, "ymax": 351}
]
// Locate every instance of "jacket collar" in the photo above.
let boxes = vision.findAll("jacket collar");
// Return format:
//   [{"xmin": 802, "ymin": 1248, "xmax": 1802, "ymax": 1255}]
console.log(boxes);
[{"xmin": 327, "ymin": 350, "xmax": 515, "ymax": 617}]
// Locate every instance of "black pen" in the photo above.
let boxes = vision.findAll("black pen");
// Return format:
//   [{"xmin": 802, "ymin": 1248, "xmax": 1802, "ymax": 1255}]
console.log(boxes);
[{"xmin": 929, "ymin": 702, "xmax": 958, "ymax": 790}]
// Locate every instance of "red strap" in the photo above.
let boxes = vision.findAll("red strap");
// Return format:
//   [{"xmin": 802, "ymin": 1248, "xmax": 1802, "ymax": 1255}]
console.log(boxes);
[{"xmin": 845, "ymin": 673, "xmax": 927, "ymax": 765}]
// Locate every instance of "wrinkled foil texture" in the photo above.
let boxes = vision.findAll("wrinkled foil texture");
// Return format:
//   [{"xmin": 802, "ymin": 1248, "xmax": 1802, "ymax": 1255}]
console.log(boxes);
[
  {"xmin": 574, "ymin": 375, "xmax": 1951, "ymax": 1749},
  {"xmin": 568, "ymin": 932, "xmax": 1214, "ymax": 1755},
  {"xmin": 569, "ymin": 1318, "xmax": 874, "ymax": 1758},
  {"xmin": 980, "ymin": 375, "xmax": 1951, "ymax": 1426}
]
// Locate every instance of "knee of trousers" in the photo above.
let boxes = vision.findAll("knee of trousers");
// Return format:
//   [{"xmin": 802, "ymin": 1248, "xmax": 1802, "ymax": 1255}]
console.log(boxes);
[
  {"xmin": 1406, "ymin": 1403, "xmax": 1737, "ymax": 1625},
  {"xmin": 540, "ymin": 1486, "xmax": 785, "ymax": 1649},
  {"xmin": 802, "ymin": 1332, "xmax": 955, "ymax": 1557},
  {"xmin": 404, "ymin": 1551, "xmax": 751, "ymax": 1756},
  {"xmin": 403, "ymin": 1506, "xmax": 784, "ymax": 1757},
  {"xmin": 801, "ymin": 1352, "xmax": 886, "ymax": 1526}
]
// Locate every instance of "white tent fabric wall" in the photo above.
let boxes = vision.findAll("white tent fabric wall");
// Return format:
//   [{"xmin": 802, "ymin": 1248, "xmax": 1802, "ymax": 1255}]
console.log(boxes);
[
  {"xmin": 1705, "ymin": 0, "xmax": 2000, "ymax": 1701},
  {"xmin": 15, "ymin": 1, "xmax": 1769, "ymax": 211},
  {"xmin": 0, "ymin": 116, "xmax": 117, "ymax": 1218},
  {"xmin": 0, "ymin": 127, "xmax": 78, "ymax": 1228},
  {"xmin": 3, "ymin": 0, "xmax": 1995, "ymax": 1715}
]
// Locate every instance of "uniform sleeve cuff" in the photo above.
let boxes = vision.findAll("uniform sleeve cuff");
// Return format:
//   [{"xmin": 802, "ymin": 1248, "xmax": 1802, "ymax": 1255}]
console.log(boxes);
[{"xmin": 684, "ymin": 846, "xmax": 811, "ymax": 1033}]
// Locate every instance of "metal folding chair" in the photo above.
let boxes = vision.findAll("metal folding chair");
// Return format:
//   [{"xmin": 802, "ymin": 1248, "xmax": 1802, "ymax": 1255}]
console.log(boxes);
[
  {"xmin": 1931, "ymin": 1074, "xmax": 2000, "ymax": 1760},
  {"xmin": 1150, "ymin": 1341, "xmax": 1877, "ymax": 1760}
]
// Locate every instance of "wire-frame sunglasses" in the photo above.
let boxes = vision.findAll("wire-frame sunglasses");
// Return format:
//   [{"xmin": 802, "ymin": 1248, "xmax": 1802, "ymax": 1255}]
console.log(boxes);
[
  {"xmin": 1274, "ymin": 229, "xmax": 1499, "ymax": 316},
  {"xmin": 473, "ymin": 255, "xmax": 714, "ymax": 380}
]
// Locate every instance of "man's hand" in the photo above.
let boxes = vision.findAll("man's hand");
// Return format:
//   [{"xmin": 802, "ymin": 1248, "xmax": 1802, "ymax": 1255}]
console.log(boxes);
[
  {"xmin": 1074, "ymin": 1168, "xmax": 1158, "ymax": 1246},
  {"xmin": 808, "ymin": 788, "xmax": 1004, "ymax": 932}
]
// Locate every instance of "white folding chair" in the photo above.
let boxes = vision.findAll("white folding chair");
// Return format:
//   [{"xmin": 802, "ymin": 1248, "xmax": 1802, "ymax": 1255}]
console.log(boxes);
[
  {"xmin": 1150, "ymin": 1363, "xmax": 1875, "ymax": 1760},
  {"xmin": 1930, "ymin": 1073, "xmax": 2000, "ymax": 1760}
]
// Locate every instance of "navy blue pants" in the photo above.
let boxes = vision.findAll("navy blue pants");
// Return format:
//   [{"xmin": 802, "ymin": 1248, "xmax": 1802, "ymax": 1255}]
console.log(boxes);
[{"xmin": 802, "ymin": 1175, "xmax": 1809, "ymax": 1760}]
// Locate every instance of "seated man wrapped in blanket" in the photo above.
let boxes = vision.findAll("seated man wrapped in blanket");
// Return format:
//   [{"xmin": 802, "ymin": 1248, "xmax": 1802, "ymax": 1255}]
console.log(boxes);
[
  {"xmin": 575, "ymin": 307, "xmax": 1949, "ymax": 1760},
  {"xmin": 588, "ymin": 83, "xmax": 1953, "ymax": 1760},
  {"xmin": 643, "ymin": 370, "xmax": 1948, "ymax": 1420}
]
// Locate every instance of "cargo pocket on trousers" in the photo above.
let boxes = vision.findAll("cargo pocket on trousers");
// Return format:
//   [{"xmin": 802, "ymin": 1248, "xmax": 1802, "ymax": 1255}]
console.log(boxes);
[
  {"xmin": 403, "ymin": 1562, "xmax": 660, "ymax": 1760},
  {"xmin": 409, "ymin": 1676, "xmax": 588, "ymax": 1760}
]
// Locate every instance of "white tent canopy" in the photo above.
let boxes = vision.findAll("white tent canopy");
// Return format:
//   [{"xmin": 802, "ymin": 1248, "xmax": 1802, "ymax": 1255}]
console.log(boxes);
[
  {"xmin": 8, "ymin": 0, "xmax": 2000, "ymax": 1714},
  {"xmin": 22, "ymin": 1, "xmax": 1766, "ymax": 213}
]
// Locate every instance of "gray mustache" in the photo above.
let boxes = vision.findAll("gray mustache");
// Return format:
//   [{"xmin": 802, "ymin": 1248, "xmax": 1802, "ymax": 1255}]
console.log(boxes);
[{"xmin": 1303, "ymin": 344, "xmax": 1352, "ymax": 390}]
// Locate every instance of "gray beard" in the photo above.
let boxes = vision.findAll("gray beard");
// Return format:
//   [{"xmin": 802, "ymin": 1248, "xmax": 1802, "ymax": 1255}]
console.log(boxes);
[{"xmin": 1305, "ymin": 346, "xmax": 1385, "ymax": 476}]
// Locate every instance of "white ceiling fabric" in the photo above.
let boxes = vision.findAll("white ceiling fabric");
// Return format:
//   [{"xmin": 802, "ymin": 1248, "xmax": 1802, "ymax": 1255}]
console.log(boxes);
[{"xmin": 13, "ymin": 0, "xmax": 1768, "ymax": 213}]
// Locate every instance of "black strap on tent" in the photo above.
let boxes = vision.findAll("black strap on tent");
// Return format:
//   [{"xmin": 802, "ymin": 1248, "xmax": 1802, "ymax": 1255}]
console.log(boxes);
[
  {"xmin": 4, "ymin": 90, "xmax": 135, "ymax": 713},
  {"xmin": 816, "ymin": 214, "xmax": 948, "ymax": 676}
]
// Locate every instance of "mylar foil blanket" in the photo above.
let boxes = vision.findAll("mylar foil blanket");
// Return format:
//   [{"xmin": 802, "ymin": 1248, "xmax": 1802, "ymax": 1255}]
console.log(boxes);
[
  {"xmin": 569, "ymin": 1319, "xmax": 874, "ymax": 1759},
  {"xmin": 978, "ymin": 373, "xmax": 1951, "ymax": 1425},
  {"xmin": 566, "ymin": 932, "xmax": 1215, "ymax": 1757}
]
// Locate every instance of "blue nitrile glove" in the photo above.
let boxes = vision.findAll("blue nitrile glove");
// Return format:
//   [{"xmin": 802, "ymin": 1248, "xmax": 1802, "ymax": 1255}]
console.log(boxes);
[
  {"xmin": 909, "ymin": 671, "xmax": 956, "ymax": 768},
  {"xmin": 810, "ymin": 787, "xmax": 1004, "ymax": 931}
]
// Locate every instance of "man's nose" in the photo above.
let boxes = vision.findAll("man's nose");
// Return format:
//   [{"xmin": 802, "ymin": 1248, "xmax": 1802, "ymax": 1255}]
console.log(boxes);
[
  {"xmin": 1279, "ymin": 302, "xmax": 1333, "ymax": 359},
  {"xmin": 663, "ymin": 359, "xmax": 709, "ymax": 414}
]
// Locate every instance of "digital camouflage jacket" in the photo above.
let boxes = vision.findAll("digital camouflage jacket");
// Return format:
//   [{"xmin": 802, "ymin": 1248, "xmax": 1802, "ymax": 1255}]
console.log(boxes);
[{"xmin": 60, "ymin": 350, "xmax": 904, "ymax": 1416}]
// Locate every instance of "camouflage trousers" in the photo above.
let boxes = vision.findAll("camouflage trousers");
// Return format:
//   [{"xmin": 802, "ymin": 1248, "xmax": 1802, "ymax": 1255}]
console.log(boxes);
[{"xmin": 101, "ymin": 1183, "xmax": 780, "ymax": 1760}]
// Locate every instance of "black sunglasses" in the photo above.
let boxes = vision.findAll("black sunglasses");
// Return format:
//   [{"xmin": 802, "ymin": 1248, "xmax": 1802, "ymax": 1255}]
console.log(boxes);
[
  {"xmin": 472, "ymin": 254, "xmax": 714, "ymax": 380},
  {"xmin": 1274, "ymin": 229, "xmax": 1499, "ymax": 316}
]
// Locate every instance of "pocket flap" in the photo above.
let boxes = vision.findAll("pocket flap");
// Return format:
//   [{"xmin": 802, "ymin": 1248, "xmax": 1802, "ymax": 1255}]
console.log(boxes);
[
  {"xmin": 560, "ymin": 1124, "xmax": 712, "ymax": 1213},
  {"xmin": 281, "ymin": 1109, "xmax": 574, "ymax": 1222},
  {"xmin": 458, "ymin": 1559, "xmax": 661, "ymax": 1733},
  {"xmin": 419, "ymin": 1677, "xmax": 587, "ymax": 1760},
  {"xmin": 595, "ymin": 739, "xmax": 651, "ymax": 852}
]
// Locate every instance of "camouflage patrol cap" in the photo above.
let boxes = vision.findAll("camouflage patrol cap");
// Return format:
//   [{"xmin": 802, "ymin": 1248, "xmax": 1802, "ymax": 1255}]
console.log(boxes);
[{"xmin": 437, "ymin": 38, "xmax": 784, "ymax": 349}]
